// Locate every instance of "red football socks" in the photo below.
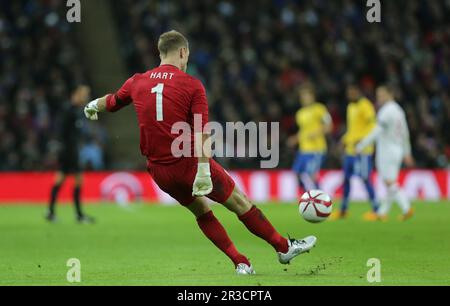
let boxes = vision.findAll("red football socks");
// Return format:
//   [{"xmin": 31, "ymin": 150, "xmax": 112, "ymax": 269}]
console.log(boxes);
[
  {"xmin": 197, "ymin": 211, "xmax": 250, "ymax": 267},
  {"xmin": 239, "ymin": 206, "xmax": 289, "ymax": 254}
]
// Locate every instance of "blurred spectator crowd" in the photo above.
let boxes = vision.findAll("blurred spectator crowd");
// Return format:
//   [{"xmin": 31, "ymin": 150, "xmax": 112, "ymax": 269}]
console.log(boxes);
[
  {"xmin": 1, "ymin": 0, "xmax": 449, "ymax": 171},
  {"xmin": 0, "ymin": 0, "xmax": 106, "ymax": 171},
  {"xmin": 112, "ymin": 0, "xmax": 449, "ymax": 169}
]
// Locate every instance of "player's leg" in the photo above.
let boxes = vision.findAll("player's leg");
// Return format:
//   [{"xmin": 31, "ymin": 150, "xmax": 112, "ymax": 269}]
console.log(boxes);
[
  {"xmin": 206, "ymin": 160, "xmax": 288, "ymax": 253},
  {"xmin": 222, "ymin": 187, "xmax": 316, "ymax": 264},
  {"xmin": 332, "ymin": 155, "xmax": 353, "ymax": 219},
  {"xmin": 360, "ymin": 155, "xmax": 379, "ymax": 219},
  {"xmin": 341, "ymin": 155, "xmax": 354, "ymax": 212},
  {"xmin": 377, "ymin": 192, "xmax": 393, "ymax": 221},
  {"xmin": 380, "ymin": 158, "xmax": 413, "ymax": 221},
  {"xmin": 73, "ymin": 173, "xmax": 83, "ymax": 218},
  {"xmin": 307, "ymin": 153, "xmax": 324, "ymax": 189},
  {"xmin": 74, "ymin": 173, "xmax": 95, "ymax": 224},
  {"xmin": 381, "ymin": 181, "xmax": 397, "ymax": 216},
  {"xmin": 185, "ymin": 197, "xmax": 253, "ymax": 273},
  {"xmin": 207, "ymin": 159, "xmax": 316, "ymax": 264},
  {"xmin": 223, "ymin": 188, "xmax": 288, "ymax": 252},
  {"xmin": 299, "ymin": 154, "xmax": 322, "ymax": 190},
  {"xmin": 391, "ymin": 182, "xmax": 413, "ymax": 221},
  {"xmin": 380, "ymin": 180, "xmax": 411, "ymax": 220},
  {"xmin": 293, "ymin": 152, "xmax": 307, "ymax": 194},
  {"xmin": 47, "ymin": 171, "xmax": 66, "ymax": 221},
  {"xmin": 376, "ymin": 182, "xmax": 393, "ymax": 221},
  {"xmin": 147, "ymin": 159, "xmax": 252, "ymax": 273},
  {"xmin": 376, "ymin": 156, "xmax": 393, "ymax": 220}
]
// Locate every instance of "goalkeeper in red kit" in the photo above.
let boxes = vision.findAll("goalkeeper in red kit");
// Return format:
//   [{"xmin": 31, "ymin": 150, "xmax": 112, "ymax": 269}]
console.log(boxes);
[{"xmin": 84, "ymin": 30, "xmax": 316, "ymax": 275}]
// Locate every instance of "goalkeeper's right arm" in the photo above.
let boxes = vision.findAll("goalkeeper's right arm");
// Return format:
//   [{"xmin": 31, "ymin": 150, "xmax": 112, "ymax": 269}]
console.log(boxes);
[
  {"xmin": 84, "ymin": 95, "xmax": 108, "ymax": 121},
  {"xmin": 84, "ymin": 75, "xmax": 135, "ymax": 120}
]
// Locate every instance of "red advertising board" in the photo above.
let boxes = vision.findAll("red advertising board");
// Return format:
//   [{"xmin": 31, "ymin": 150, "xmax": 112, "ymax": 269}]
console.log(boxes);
[{"xmin": 0, "ymin": 170, "xmax": 448, "ymax": 205}]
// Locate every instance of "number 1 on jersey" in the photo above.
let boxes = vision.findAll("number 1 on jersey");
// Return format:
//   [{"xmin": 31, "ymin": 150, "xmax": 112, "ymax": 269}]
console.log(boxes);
[{"xmin": 151, "ymin": 83, "xmax": 164, "ymax": 121}]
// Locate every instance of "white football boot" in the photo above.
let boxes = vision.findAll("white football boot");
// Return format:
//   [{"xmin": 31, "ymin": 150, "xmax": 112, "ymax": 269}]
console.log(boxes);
[
  {"xmin": 235, "ymin": 263, "xmax": 256, "ymax": 275},
  {"xmin": 278, "ymin": 236, "xmax": 317, "ymax": 265}
]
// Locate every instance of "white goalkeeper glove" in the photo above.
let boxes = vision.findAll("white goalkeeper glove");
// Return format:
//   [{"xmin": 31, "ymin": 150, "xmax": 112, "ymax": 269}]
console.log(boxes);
[
  {"xmin": 84, "ymin": 99, "xmax": 99, "ymax": 121},
  {"xmin": 192, "ymin": 162, "xmax": 213, "ymax": 197}
]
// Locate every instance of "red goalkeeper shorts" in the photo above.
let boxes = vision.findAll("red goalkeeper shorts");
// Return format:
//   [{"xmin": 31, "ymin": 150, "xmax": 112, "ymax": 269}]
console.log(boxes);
[{"xmin": 147, "ymin": 157, "xmax": 235, "ymax": 206}]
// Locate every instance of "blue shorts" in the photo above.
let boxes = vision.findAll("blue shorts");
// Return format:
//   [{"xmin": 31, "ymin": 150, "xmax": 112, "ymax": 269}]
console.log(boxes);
[
  {"xmin": 344, "ymin": 155, "xmax": 373, "ymax": 180},
  {"xmin": 293, "ymin": 153, "xmax": 325, "ymax": 175}
]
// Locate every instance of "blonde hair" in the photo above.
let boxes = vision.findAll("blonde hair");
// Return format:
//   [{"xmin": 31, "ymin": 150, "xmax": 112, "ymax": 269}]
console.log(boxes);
[
  {"xmin": 158, "ymin": 30, "xmax": 189, "ymax": 57},
  {"xmin": 299, "ymin": 82, "xmax": 316, "ymax": 95}
]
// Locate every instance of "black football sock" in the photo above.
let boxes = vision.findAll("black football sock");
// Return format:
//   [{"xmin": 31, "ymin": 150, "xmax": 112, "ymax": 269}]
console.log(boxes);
[
  {"xmin": 74, "ymin": 186, "xmax": 83, "ymax": 218},
  {"xmin": 49, "ymin": 184, "xmax": 62, "ymax": 215}
]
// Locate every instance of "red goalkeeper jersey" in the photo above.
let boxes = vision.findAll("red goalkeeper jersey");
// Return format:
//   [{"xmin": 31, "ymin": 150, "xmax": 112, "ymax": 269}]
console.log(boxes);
[{"xmin": 106, "ymin": 64, "xmax": 209, "ymax": 165}]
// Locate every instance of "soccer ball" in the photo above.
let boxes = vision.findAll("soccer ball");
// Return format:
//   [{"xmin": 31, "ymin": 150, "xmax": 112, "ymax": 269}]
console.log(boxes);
[{"xmin": 299, "ymin": 190, "xmax": 333, "ymax": 223}]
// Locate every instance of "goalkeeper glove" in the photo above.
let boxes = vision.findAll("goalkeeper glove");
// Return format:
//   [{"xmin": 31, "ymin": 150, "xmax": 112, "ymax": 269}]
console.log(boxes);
[
  {"xmin": 192, "ymin": 162, "xmax": 213, "ymax": 197},
  {"xmin": 84, "ymin": 99, "xmax": 99, "ymax": 121}
]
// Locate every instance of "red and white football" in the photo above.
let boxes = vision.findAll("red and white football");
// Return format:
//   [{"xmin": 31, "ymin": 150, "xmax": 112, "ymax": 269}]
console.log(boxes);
[{"xmin": 299, "ymin": 190, "xmax": 333, "ymax": 223}]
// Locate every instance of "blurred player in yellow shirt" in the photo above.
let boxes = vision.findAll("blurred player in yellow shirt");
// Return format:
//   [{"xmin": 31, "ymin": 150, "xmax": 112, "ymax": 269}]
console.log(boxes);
[
  {"xmin": 331, "ymin": 85, "xmax": 379, "ymax": 221},
  {"xmin": 289, "ymin": 83, "xmax": 332, "ymax": 193}
]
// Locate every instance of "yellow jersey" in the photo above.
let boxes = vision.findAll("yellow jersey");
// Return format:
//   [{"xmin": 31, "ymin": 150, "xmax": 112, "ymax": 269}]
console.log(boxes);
[
  {"xmin": 343, "ymin": 97, "xmax": 376, "ymax": 155},
  {"xmin": 296, "ymin": 102, "xmax": 330, "ymax": 153}
]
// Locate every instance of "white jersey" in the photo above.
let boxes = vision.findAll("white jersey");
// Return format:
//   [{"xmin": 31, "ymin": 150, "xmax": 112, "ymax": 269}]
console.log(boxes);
[
  {"xmin": 356, "ymin": 100, "xmax": 411, "ymax": 181},
  {"xmin": 375, "ymin": 101, "xmax": 411, "ymax": 159}
]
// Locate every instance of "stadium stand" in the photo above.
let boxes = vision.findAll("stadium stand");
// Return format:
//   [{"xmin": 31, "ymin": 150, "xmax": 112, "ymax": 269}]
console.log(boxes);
[
  {"xmin": 111, "ymin": 0, "xmax": 449, "ymax": 169},
  {"xmin": 1, "ymin": 0, "xmax": 448, "ymax": 170},
  {"xmin": 0, "ymin": 0, "xmax": 106, "ymax": 171}
]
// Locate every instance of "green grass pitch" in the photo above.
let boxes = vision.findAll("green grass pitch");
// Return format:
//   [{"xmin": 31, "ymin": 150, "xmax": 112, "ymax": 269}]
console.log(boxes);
[{"xmin": 1, "ymin": 201, "xmax": 449, "ymax": 286}]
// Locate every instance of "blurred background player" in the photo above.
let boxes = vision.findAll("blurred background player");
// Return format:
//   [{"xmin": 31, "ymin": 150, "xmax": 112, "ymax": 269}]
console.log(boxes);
[
  {"xmin": 356, "ymin": 86, "xmax": 415, "ymax": 221},
  {"xmin": 289, "ymin": 83, "xmax": 332, "ymax": 193},
  {"xmin": 46, "ymin": 85, "xmax": 95, "ymax": 224},
  {"xmin": 331, "ymin": 85, "xmax": 379, "ymax": 221}
]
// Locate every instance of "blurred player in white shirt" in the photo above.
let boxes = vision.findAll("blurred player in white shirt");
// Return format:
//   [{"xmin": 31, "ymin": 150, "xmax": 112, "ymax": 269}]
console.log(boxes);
[{"xmin": 356, "ymin": 86, "xmax": 415, "ymax": 221}]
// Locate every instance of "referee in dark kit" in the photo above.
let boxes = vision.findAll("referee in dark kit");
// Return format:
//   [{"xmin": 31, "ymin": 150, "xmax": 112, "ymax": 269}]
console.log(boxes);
[{"xmin": 46, "ymin": 84, "xmax": 95, "ymax": 224}]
